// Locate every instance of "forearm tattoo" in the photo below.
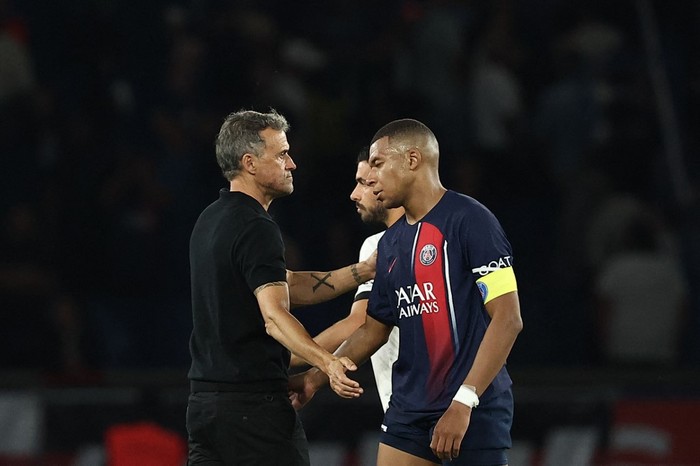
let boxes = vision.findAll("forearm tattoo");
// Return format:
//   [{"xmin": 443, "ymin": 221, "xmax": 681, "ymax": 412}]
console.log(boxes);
[
  {"xmin": 254, "ymin": 281, "xmax": 286, "ymax": 296},
  {"xmin": 351, "ymin": 264, "xmax": 363, "ymax": 285},
  {"xmin": 311, "ymin": 273, "xmax": 334, "ymax": 292}
]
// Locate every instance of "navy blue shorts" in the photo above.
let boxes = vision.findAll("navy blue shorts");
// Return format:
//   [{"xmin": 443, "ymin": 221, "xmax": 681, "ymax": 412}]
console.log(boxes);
[{"xmin": 379, "ymin": 388, "xmax": 513, "ymax": 465}]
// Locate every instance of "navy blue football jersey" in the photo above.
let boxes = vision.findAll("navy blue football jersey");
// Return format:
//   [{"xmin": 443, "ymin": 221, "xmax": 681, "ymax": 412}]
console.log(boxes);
[{"xmin": 368, "ymin": 190, "xmax": 516, "ymax": 424}]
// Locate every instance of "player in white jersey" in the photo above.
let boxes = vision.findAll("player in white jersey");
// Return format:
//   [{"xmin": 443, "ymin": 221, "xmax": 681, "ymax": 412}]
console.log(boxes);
[{"xmin": 290, "ymin": 148, "xmax": 404, "ymax": 413}]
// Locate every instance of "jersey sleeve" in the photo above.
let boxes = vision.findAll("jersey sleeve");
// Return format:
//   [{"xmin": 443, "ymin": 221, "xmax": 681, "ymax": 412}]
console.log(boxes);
[
  {"xmin": 366, "ymin": 238, "xmax": 397, "ymax": 327},
  {"xmin": 354, "ymin": 233, "xmax": 381, "ymax": 301},
  {"xmin": 465, "ymin": 204, "xmax": 518, "ymax": 304},
  {"xmin": 236, "ymin": 217, "xmax": 287, "ymax": 291}
]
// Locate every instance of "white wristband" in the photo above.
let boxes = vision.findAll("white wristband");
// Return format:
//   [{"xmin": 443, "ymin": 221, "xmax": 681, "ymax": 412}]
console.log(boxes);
[{"xmin": 452, "ymin": 384, "xmax": 479, "ymax": 408}]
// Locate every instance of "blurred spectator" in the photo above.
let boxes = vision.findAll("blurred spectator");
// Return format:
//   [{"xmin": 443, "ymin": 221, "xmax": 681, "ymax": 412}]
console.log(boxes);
[
  {"xmin": 0, "ymin": 202, "xmax": 89, "ymax": 373},
  {"xmin": 593, "ymin": 209, "xmax": 688, "ymax": 365},
  {"xmin": 585, "ymin": 193, "xmax": 654, "ymax": 272},
  {"xmin": 85, "ymin": 147, "xmax": 178, "ymax": 368},
  {"xmin": 464, "ymin": 0, "xmax": 531, "ymax": 212},
  {"xmin": 0, "ymin": 1, "xmax": 33, "ymax": 103},
  {"xmin": 533, "ymin": 19, "xmax": 622, "ymax": 185},
  {"xmin": 533, "ymin": 18, "xmax": 626, "ymax": 298},
  {"xmin": 468, "ymin": 0, "xmax": 525, "ymax": 157},
  {"xmin": 0, "ymin": 0, "xmax": 40, "ymax": 208},
  {"xmin": 392, "ymin": 0, "xmax": 478, "ymax": 143}
]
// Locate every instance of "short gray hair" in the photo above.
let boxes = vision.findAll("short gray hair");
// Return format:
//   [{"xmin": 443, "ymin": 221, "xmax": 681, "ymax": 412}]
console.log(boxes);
[{"xmin": 215, "ymin": 109, "xmax": 290, "ymax": 181}]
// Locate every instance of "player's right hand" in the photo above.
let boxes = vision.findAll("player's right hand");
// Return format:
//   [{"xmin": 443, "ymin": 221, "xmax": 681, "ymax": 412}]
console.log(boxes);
[
  {"xmin": 327, "ymin": 357, "xmax": 363, "ymax": 399},
  {"xmin": 430, "ymin": 402, "xmax": 471, "ymax": 461}
]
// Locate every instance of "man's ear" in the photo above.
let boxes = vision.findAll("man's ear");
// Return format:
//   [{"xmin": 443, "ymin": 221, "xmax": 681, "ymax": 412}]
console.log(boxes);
[
  {"xmin": 241, "ymin": 153, "xmax": 256, "ymax": 174},
  {"xmin": 407, "ymin": 148, "xmax": 421, "ymax": 170}
]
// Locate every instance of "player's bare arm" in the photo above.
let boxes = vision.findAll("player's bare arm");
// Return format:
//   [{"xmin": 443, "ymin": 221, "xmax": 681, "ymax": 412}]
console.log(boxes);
[
  {"xmin": 254, "ymin": 281, "xmax": 359, "ymax": 383},
  {"xmin": 463, "ymin": 291, "xmax": 522, "ymax": 393},
  {"xmin": 289, "ymin": 298, "xmax": 369, "ymax": 367},
  {"xmin": 286, "ymin": 250, "xmax": 377, "ymax": 306},
  {"xmin": 291, "ymin": 316, "xmax": 392, "ymax": 408},
  {"xmin": 430, "ymin": 291, "xmax": 522, "ymax": 461}
]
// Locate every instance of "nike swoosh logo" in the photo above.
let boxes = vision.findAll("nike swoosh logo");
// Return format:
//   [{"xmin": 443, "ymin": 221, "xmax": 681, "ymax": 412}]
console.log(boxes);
[{"xmin": 388, "ymin": 257, "xmax": 398, "ymax": 273}]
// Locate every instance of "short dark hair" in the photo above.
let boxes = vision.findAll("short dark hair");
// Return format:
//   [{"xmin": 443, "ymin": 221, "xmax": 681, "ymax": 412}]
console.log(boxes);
[
  {"xmin": 356, "ymin": 146, "xmax": 370, "ymax": 164},
  {"xmin": 370, "ymin": 118, "xmax": 436, "ymax": 146},
  {"xmin": 215, "ymin": 109, "xmax": 289, "ymax": 181}
]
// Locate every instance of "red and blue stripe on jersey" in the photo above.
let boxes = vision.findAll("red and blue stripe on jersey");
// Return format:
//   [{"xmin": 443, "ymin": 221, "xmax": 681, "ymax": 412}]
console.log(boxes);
[
  {"xmin": 412, "ymin": 222, "xmax": 455, "ymax": 402},
  {"xmin": 367, "ymin": 190, "xmax": 514, "ymax": 424}
]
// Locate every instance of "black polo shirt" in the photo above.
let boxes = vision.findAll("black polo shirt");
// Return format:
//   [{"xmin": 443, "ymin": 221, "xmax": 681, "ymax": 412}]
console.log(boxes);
[{"xmin": 188, "ymin": 190, "xmax": 289, "ymax": 389}]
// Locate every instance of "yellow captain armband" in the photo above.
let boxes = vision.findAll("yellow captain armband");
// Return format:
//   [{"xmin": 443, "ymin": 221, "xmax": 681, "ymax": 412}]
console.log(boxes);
[{"xmin": 476, "ymin": 267, "xmax": 517, "ymax": 304}]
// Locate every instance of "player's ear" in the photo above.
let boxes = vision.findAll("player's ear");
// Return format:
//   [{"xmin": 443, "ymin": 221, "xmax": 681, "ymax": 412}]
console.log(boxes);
[
  {"xmin": 407, "ymin": 148, "xmax": 421, "ymax": 170},
  {"xmin": 241, "ymin": 153, "xmax": 256, "ymax": 174}
]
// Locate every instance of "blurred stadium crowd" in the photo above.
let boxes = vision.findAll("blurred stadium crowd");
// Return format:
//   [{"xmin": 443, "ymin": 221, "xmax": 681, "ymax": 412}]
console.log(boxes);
[{"xmin": 1, "ymin": 0, "xmax": 699, "ymax": 377}]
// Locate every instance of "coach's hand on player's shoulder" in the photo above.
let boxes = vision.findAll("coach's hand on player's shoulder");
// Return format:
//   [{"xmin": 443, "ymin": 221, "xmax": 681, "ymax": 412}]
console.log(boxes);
[
  {"xmin": 345, "ymin": 249, "xmax": 376, "ymax": 287},
  {"xmin": 430, "ymin": 402, "xmax": 472, "ymax": 461},
  {"xmin": 364, "ymin": 249, "xmax": 378, "ymax": 277},
  {"xmin": 327, "ymin": 357, "xmax": 363, "ymax": 399}
]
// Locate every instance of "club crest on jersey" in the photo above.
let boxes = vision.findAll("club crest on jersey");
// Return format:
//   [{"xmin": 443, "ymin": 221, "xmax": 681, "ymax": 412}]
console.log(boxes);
[{"xmin": 419, "ymin": 244, "xmax": 437, "ymax": 266}]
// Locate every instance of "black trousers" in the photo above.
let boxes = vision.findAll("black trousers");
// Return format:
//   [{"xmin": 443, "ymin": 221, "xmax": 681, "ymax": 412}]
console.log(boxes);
[{"xmin": 186, "ymin": 390, "xmax": 310, "ymax": 466}]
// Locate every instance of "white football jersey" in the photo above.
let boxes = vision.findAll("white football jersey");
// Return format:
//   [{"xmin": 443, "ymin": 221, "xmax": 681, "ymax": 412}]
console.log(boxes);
[{"xmin": 355, "ymin": 232, "xmax": 399, "ymax": 413}]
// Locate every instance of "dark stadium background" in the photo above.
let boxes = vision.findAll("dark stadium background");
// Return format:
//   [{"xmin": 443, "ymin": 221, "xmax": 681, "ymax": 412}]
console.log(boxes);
[{"xmin": 1, "ymin": 0, "xmax": 698, "ymax": 464}]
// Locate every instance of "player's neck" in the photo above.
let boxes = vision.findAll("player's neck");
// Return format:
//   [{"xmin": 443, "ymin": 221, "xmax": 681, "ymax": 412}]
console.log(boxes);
[
  {"xmin": 404, "ymin": 185, "xmax": 447, "ymax": 224},
  {"xmin": 385, "ymin": 208, "xmax": 405, "ymax": 228}
]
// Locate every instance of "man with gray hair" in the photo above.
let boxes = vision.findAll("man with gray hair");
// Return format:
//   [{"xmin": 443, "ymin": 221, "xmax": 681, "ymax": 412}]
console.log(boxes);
[{"xmin": 187, "ymin": 109, "xmax": 375, "ymax": 465}]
